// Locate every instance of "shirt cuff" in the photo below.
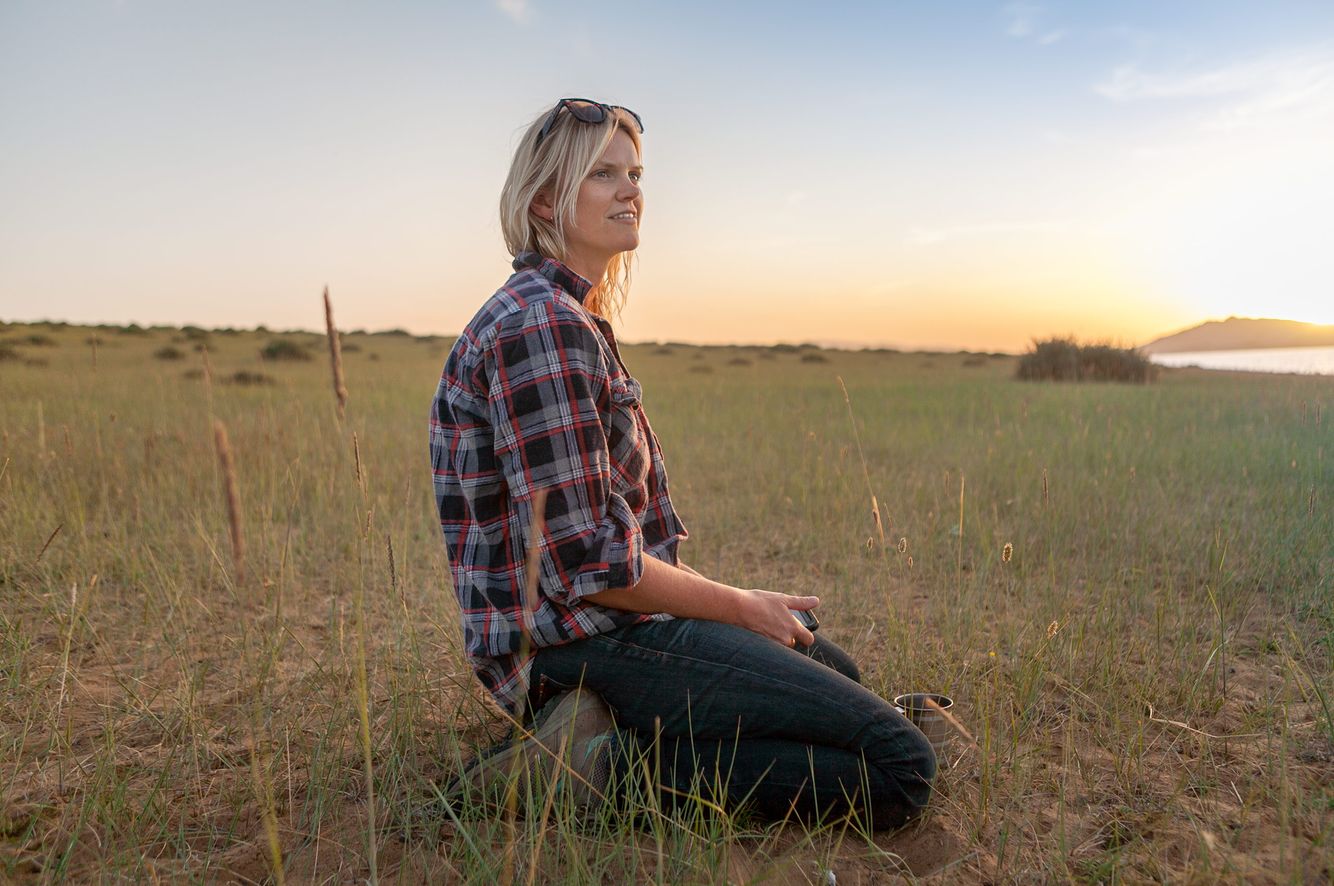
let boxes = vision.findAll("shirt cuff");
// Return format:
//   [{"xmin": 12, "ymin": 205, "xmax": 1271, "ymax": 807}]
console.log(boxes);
[{"xmin": 554, "ymin": 491, "xmax": 645, "ymax": 603}]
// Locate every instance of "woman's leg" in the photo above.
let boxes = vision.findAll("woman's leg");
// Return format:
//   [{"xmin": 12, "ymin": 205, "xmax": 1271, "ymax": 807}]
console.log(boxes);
[
  {"xmin": 802, "ymin": 632, "xmax": 861, "ymax": 684},
  {"xmin": 529, "ymin": 618, "xmax": 934, "ymax": 830}
]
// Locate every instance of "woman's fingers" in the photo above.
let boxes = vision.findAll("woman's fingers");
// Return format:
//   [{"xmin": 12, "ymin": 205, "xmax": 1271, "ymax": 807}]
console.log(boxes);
[{"xmin": 737, "ymin": 588, "xmax": 820, "ymax": 647}]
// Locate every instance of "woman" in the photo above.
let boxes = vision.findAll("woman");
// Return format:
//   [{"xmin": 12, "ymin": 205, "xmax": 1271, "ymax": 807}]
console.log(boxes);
[{"xmin": 430, "ymin": 98, "xmax": 935, "ymax": 829}]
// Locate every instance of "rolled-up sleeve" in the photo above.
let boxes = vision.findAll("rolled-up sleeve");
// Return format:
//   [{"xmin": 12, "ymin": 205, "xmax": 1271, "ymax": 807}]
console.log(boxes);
[{"xmin": 484, "ymin": 299, "xmax": 645, "ymax": 605}]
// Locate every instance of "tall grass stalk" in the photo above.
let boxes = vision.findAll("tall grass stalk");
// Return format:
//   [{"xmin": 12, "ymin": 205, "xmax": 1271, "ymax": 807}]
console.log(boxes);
[
  {"xmin": 212, "ymin": 419, "xmax": 245, "ymax": 584},
  {"xmin": 323, "ymin": 287, "xmax": 349, "ymax": 420}
]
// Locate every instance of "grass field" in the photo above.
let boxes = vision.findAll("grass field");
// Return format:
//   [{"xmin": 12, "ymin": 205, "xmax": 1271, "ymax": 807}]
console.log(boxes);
[{"xmin": 1, "ymin": 319, "xmax": 1330, "ymax": 883}]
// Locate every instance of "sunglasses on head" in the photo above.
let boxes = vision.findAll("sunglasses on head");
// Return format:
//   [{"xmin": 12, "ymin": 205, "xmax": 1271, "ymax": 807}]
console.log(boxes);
[{"xmin": 535, "ymin": 98, "xmax": 644, "ymax": 149}]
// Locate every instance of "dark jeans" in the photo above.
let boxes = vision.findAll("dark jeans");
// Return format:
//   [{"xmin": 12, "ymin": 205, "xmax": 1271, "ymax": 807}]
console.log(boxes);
[{"xmin": 528, "ymin": 618, "xmax": 936, "ymax": 831}]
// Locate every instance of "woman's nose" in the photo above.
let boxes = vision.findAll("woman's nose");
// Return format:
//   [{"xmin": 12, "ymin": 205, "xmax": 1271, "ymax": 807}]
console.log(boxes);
[{"xmin": 619, "ymin": 176, "xmax": 641, "ymax": 200}]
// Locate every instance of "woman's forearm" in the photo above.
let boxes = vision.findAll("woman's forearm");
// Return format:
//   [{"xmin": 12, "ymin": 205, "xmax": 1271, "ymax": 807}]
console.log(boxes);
[
  {"xmin": 678, "ymin": 560, "xmax": 704, "ymax": 578},
  {"xmin": 584, "ymin": 554, "xmax": 742, "ymax": 623},
  {"xmin": 584, "ymin": 555, "xmax": 820, "ymax": 647}
]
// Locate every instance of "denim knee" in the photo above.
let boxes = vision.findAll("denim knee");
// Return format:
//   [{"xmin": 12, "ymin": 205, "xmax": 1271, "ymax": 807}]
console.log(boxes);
[{"xmin": 864, "ymin": 713, "xmax": 937, "ymax": 827}]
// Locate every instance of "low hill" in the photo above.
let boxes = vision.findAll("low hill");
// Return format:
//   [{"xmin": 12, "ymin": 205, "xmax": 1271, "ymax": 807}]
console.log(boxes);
[{"xmin": 1141, "ymin": 317, "xmax": 1334, "ymax": 354}]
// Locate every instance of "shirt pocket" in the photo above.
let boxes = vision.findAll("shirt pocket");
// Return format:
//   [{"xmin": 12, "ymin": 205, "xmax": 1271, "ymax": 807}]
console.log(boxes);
[{"xmin": 607, "ymin": 376, "xmax": 650, "ymax": 499}]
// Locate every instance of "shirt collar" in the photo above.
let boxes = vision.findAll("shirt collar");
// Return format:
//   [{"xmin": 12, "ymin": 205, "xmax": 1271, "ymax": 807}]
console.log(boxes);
[{"xmin": 512, "ymin": 251, "xmax": 593, "ymax": 304}]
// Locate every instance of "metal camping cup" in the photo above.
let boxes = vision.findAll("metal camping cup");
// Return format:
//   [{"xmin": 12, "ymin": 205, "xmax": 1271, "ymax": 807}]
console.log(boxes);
[{"xmin": 893, "ymin": 693, "xmax": 955, "ymax": 764}]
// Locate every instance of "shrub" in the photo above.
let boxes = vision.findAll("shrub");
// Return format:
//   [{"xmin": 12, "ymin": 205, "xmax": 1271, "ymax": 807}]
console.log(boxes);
[
  {"xmin": 962, "ymin": 355, "xmax": 987, "ymax": 367},
  {"xmin": 0, "ymin": 344, "xmax": 19, "ymax": 362},
  {"xmin": 22, "ymin": 334, "xmax": 57, "ymax": 347},
  {"xmin": 800, "ymin": 352, "xmax": 829, "ymax": 364},
  {"xmin": 726, "ymin": 357, "xmax": 752, "ymax": 366},
  {"xmin": 182, "ymin": 326, "xmax": 210, "ymax": 342},
  {"xmin": 226, "ymin": 370, "xmax": 275, "ymax": 386},
  {"xmin": 1016, "ymin": 337, "xmax": 1157, "ymax": 383},
  {"xmin": 154, "ymin": 346, "xmax": 185, "ymax": 361},
  {"xmin": 259, "ymin": 340, "xmax": 311, "ymax": 362},
  {"xmin": 117, "ymin": 323, "xmax": 150, "ymax": 336}
]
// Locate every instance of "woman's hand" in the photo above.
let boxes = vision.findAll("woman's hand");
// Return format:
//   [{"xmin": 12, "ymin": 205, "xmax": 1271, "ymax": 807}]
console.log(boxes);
[{"xmin": 734, "ymin": 589, "xmax": 820, "ymax": 648}]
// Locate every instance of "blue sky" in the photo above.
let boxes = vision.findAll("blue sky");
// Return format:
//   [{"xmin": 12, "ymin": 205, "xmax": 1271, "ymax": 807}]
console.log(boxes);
[{"xmin": 3, "ymin": 1, "xmax": 1333, "ymax": 349}]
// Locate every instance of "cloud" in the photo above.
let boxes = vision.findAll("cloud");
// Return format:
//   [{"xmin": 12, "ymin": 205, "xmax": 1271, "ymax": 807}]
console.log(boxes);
[
  {"xmin": 1003, "ymin": 3, "xmax": 1065, "ymax": 45},
  {"xmin": 494, "ymin": 0, "xmax": 532, "ymax": 25},
  {"xmin": 1095, "ymin": 46, "xmax": 1334, "ymax": 129},
  {"xmin": 905, "ymin": 220, "xmax": 1061, "ymax": 247}
]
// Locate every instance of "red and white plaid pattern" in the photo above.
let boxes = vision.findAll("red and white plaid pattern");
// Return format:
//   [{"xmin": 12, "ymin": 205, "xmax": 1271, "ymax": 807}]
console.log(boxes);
[{"xmin": 430, "ymin": 251, "xmax": 688, "ymax": 712}]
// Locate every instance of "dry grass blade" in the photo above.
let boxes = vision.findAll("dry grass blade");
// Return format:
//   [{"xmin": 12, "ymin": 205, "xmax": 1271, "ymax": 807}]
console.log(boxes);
[
  {"xmin": 34, "ymin": 522, "xmax": 62, "ymax": 564},
  {"xmin": 1144, "ymin": 703, "xmax": 1262, "ymax": 741},
  {"xmin": 837, "ymin": 376, "xmax": 888, "ymax": 548},
  {"xmin": 212, "ymin": 419, "xmax": 245, "ymax": 584},
  {"xmin": 323, "ymin": 286, "xmax": 349, "ymax": 419},
  {"xmin": 923, "ymin": 697, "xmax": 979, "ymax": 750}
]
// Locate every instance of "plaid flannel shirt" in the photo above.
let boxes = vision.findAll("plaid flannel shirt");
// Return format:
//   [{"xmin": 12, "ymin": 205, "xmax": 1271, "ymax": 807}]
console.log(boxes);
[{"xmin": 430, "ymin": 251, "xmax": 688, "ymax": 713}]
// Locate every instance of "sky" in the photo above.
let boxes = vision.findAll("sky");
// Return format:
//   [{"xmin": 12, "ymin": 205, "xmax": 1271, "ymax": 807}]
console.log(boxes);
[{"xmin": 3, "ymin": 1, "xmax": 1333, "ymax": 352}]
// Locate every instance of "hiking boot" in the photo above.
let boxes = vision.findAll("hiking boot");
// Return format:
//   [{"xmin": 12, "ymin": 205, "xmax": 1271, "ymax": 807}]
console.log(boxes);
[{"xmin": 447, "ymin": 689, "xmax": 617, "ymax": 811}]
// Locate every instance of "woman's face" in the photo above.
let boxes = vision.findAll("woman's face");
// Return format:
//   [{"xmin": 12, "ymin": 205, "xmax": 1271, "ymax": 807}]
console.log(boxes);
[{"xmin": 552, "ymin": 128, "xmax": 643, "ymax": 282}]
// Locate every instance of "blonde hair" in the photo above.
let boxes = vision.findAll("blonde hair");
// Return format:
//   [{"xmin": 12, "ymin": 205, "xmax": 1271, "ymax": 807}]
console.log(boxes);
[{"xmin": 499, "ymin": 103, "xmax": 642, "ymax": 320}]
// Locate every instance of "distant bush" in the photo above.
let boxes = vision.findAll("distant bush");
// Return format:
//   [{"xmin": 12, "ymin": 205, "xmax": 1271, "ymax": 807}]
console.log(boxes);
[
  {"xmin": 259, "ymin": 340, "xmax": 311, "ymax": 362},
  {"xmin": 373, "ymin": 328, "xmax": 413, "ymax": 337},
  {"xmin": 653, "ymin": 347, "xmax": 675, "ymax": 356},
  {"xmin": 962, "ymin": 355, "xmax": 987, "ymax": 367},
  {"xmin": 182, "ymin": 326, "xmax": 210, "ymax": 342},
  {"xmin": 726, "ymin": 357, "xmax": 752, "ymax": 366},
  {"xmin": 154, "ymin": 346, "xmax": 185, "ymax": 361},
  {"xmin": 182, "ymin": 369, "xmax": 204, "ymax": 380},
  {"xmin": 0, "ymin": 344, "xmax": 18, "ymax": 362},
  {"xmin": 21, "ymin": 334, "xmax": 57, "ymax": 347},
  {"xmin": 1016, "ymin": 337, "xmax": 1157, "ymax": 383},
  {"xmin": 117, "ymin": 323, "xmax": 150, "ymax": 336},
  {"xmin": 770, "ymin": 343, "xmax": 799, "ymax": 354},
  {"xmin": 339, "ymin": 341, "xmax": 362, "ymax": 353},
  {"xmin": 226, "ymin": 370, "xmax": 276, "ymax": 386},
  {"xmin": 800, "ymin": 353, "xmax": 829, "ymax": 364}
]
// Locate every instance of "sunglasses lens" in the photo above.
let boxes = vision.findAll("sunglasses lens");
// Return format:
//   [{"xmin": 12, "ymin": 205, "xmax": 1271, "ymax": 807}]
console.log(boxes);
[{"xmin": 565, "ymin": 101, "xmax": 607, "ymax": 124}]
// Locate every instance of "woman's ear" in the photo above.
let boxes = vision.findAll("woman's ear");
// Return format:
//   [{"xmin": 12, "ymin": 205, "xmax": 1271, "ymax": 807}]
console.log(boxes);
[{"xmin": 530, "ymin": 190, "xmax": 555, "ymax": 222}]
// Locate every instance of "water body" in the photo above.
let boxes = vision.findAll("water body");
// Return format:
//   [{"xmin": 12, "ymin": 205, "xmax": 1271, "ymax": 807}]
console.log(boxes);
[{"xmin": 1150, "ymin": 345, "xmax": 1334, "ymax": 377}]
